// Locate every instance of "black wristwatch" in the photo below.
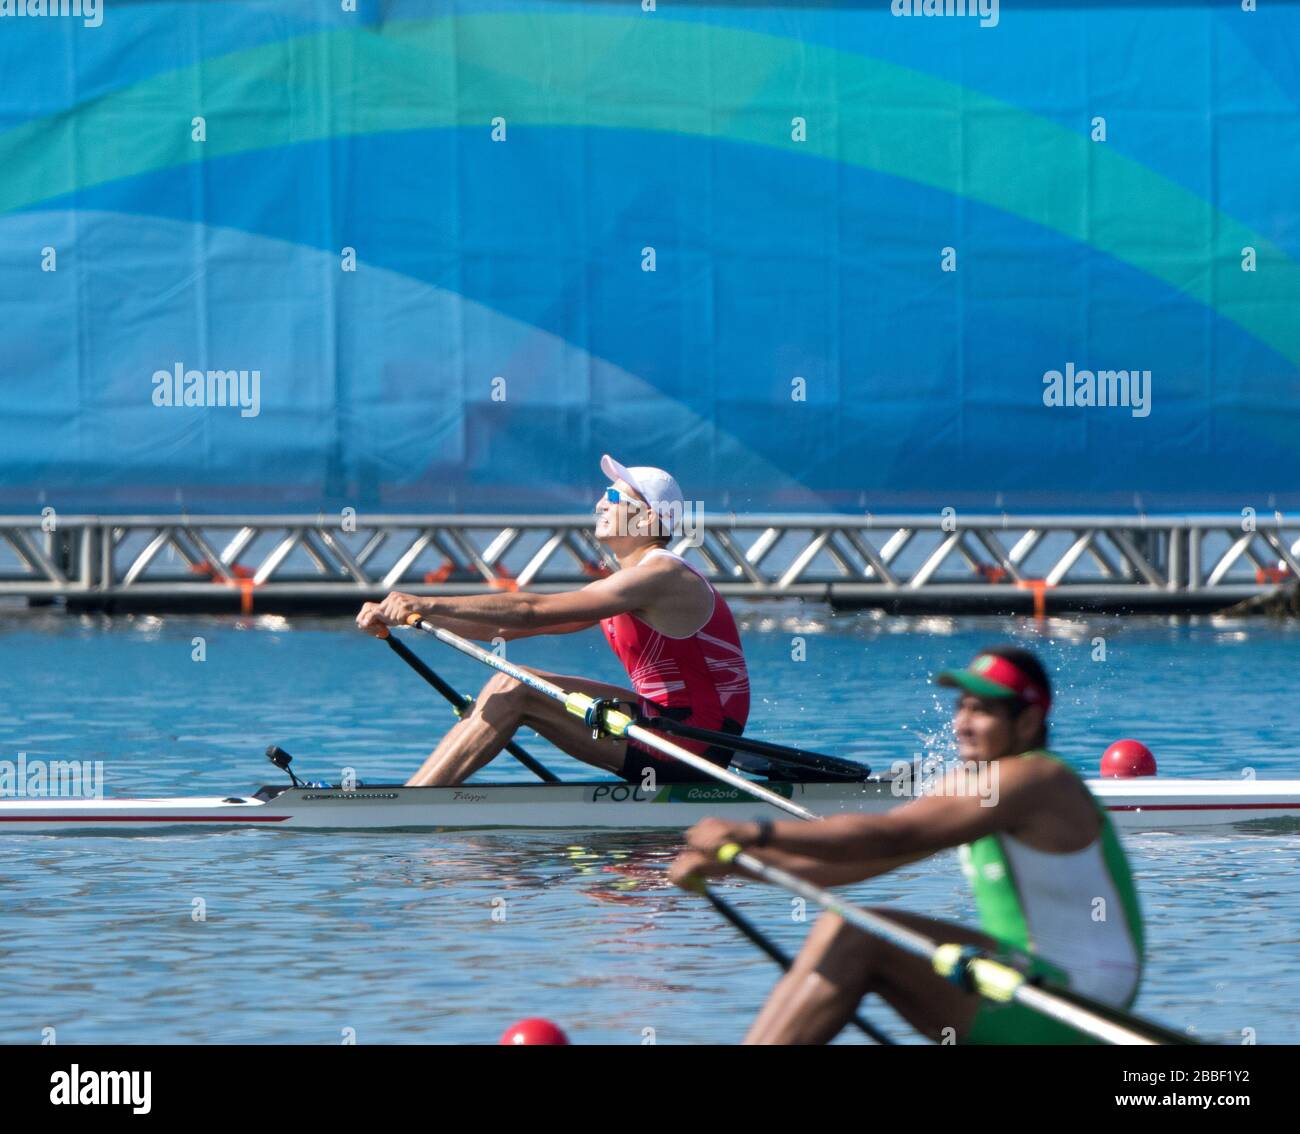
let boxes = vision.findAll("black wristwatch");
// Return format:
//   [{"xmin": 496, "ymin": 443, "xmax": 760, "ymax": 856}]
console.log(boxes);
[{"xmin": 752, "ymin": 817, "xmax": 775, "ymax": 847}]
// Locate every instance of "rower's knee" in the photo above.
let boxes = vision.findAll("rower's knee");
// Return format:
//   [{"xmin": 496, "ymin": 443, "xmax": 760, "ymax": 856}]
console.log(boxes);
[
  {"xmin": 474, "ymin": 671, "xmax": 528, "ymax": 713},
  {"xmin": 801, "ymin": 911, "xmax": 878, "ymax": 990}
]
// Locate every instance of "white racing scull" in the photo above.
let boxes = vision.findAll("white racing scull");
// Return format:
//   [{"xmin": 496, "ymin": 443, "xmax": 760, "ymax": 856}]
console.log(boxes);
[
  {"xmin": 1, "ymin": 774, "xmax": 1297, "ymax": 834},
  {"xmin": 6, "ymin": 620, "xmax": 1296, "ymax": 834}
]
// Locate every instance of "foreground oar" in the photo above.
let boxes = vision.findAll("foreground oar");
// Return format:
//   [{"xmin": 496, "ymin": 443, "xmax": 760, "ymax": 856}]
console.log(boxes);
[
  {"xmin": 404, "ymin": 616, "xmax": 818, "ymax": 820},
  {"xmin": 375, "ymin": 625, "xmax": 558, "ymax": 782},
  {"xmin": 713, "ymin": 843, "xmax": 1193, "ymax": 1046},
  {"xmin": 680, "ymin": 877, "xmax": 893, "ymax": 1045}
]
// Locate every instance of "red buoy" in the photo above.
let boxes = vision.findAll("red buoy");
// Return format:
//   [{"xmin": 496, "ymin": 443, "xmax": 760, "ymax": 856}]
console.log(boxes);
[
  {"xmin": 1101, "ymin": 739, "xmax": 1157, "ymax": 778},
  {"xmin": 500, "ymin": 1018, "xmax": 570, "ymax": 1045}
]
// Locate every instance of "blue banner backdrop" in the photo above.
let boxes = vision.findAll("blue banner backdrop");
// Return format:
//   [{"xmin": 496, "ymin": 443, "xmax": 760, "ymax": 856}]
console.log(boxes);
[{"xmin": 0, "ymin": 1, "xmax": 1297, "ymax": 512}]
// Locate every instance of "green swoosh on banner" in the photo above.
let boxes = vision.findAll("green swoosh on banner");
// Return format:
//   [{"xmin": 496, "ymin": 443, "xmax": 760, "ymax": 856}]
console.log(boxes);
[{"xmin": 2, "ymin": 12, "xmax": 1296, "ymax": 363}]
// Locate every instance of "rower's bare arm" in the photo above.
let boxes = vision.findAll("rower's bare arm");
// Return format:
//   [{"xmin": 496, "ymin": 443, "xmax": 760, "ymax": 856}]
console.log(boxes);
[
  {"xmin": 738, "ymin": 764, "xmax": 1041, "ymax": 879},
  {"xmin": 487, "ymin": 569, "xmax": 670, "ymax": 630},
  {"xmin": 409, "ymin": 612, "xmax": 597, "ymax": 643},
  {"xmin": 737, "ymin": 847, "xmax": 933, "ymax": 889},
  {"xmin": 357, "ymin": 569, "xmax": 670, "ymax": 638}
]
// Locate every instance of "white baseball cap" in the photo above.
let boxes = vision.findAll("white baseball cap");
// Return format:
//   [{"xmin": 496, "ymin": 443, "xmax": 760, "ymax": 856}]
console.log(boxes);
[{"xmin": 600, "ymin": 454, "xmax": 685, "ymax": 534}]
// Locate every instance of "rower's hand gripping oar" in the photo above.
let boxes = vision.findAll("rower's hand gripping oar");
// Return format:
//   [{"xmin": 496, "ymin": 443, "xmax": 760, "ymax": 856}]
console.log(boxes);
[{"xmin": 375, "ymin": 623, "xmax": 558, "ymax": 783}]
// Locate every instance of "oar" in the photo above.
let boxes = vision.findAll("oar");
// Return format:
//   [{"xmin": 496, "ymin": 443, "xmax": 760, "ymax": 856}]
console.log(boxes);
[
  {"xmin": 637, "ymin": 716, "xmax": 871, "ymax": 781},
  {"xmin": 404, "ymin": 616, "xmax": 818, "ymax": 819},
  {"xmin": 400, "ymin": 616, "xmax": 1186, "ymax": 1046},
  {"xmin": 680, "ymin": 877, "xmax": 893, "ymax": 1045},
  {"xmin": 375, "ymin": 624, "xmax": 559, "ymax": 783},
  {"xmin": 712, "ymin": 843, "xmax": 1194, "ymax": 1046},
  {"xmin": 402, "ymin": 617, "xmax": 898, "ymax": 1037}
]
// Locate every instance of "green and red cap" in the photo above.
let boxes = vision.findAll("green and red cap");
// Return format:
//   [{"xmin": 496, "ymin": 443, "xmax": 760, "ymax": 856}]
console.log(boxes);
[{"xmin": 936, "ymin": 651, "xmax": 1052, "ymax": 713}]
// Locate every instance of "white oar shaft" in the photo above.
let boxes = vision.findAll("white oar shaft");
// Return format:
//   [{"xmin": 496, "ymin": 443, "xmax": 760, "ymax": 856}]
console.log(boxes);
[
  {"xmin": 728, "ymin": 849, "xmax": 936, "ymax": 953},
  {"xmin": 724, "ymin": 847, "xmax": 1159, "ymax": 1046},
  {"xmin": 406, "ymin": 618, "xmax": 818, "ymax": 821},
  {"xmin": 1011, "ymin": 984, "xmax": 1156, "ymax": 1047}
]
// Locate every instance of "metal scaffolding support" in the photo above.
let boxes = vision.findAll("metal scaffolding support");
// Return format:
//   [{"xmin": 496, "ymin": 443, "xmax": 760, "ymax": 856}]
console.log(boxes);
[{"xmin": 0, "ymin": 513, "xmax": 1296, "ymax": 613}]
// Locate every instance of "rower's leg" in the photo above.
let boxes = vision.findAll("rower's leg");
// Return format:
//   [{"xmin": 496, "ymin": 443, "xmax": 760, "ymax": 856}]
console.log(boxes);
[
  {"xmin": 406, "ymin": 669, "xmax": 636, "ymax": 786},
  {"xmin": 864, "ymin": 909, "xmax": 1001, "ymax": 1044},
  {"xmin": 744, "ymin": 912, "xmax": 875, "ymax": 1044},
  {"xmin": 744, "ymin": 909, "xmax": 989, "ymax": 1045},
  {"xmin": 405, "ymin": 670, "xmax": 526, "ymax": 785}
]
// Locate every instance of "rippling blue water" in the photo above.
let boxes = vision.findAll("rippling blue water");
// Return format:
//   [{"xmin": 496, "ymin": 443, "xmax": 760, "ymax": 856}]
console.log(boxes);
[{"xmin": 1, "ymin": 608, "xmax": 1297, "ymax": 1044}]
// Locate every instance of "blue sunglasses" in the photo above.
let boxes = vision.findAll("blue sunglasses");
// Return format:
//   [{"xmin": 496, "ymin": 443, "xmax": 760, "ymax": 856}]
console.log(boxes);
[{"xmin": 603, "ymin": 486, "xmax": 644, "ymax": 510}]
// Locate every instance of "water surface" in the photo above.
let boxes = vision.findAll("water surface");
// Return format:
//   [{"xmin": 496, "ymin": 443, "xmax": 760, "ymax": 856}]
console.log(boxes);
[{"xmin": 1, "ymin": 608, "xmax": 1296, "ymax": 1044}]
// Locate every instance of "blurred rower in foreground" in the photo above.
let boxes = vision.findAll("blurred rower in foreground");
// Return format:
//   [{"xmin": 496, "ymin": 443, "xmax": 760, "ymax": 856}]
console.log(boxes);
[{"xmin": 670, "ymin": 647, "xmax": 1146, "ymax": 1045}]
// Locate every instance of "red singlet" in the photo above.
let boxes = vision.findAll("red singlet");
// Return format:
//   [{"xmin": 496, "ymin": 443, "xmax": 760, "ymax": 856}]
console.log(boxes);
[{"xmin": 600, "ymin": 550, "xmax": 750, "ymax": 763}]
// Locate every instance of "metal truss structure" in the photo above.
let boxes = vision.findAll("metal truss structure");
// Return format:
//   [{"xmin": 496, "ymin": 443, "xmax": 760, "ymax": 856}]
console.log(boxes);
[{"xmin": 1, "ymin": 513, "xmax": 1296, "ymax": 613}]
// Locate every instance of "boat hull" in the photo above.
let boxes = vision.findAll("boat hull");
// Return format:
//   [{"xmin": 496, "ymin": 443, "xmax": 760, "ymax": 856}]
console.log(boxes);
[{"xmin": 0, "ymin": 778, "xmax": 1298, "ymax": 833}]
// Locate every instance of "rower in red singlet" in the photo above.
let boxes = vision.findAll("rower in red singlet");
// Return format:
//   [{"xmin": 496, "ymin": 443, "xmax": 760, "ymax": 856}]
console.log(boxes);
[
  {"xmin": 602, "ymin": 542, "xmax": 751, "ymax": 784},
  {"xmin": 356, "ymin": 455, "xmax": 751, "ymax": 785}
]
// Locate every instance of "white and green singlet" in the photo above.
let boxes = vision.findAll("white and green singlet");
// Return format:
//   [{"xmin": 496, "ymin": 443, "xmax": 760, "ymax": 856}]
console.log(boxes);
[{"xmin": 957, "ymin": 752, "xmax": 1145, "ymax": 1044}]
